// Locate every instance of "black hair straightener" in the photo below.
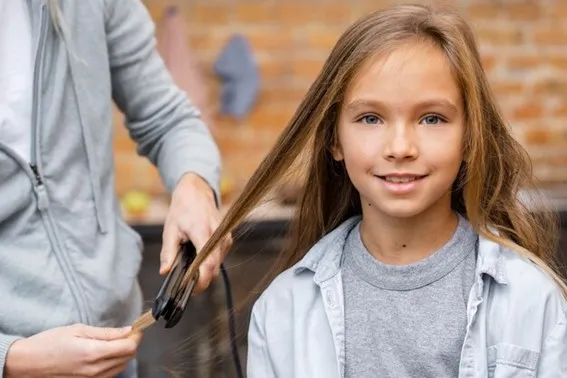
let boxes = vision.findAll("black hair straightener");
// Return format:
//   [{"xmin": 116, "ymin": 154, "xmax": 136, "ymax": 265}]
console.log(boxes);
[
  {"xmin": 151, "ymin": 242, "xmax": 244, "ymax": 378},
  {"xmin": 151, "ymin": 242, "xmax": 199, "ymax": 328}
]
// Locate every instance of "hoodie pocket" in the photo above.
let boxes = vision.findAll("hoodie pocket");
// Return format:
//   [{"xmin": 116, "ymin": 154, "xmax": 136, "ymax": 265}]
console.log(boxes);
[
  {"xmin": 487, "ymin": 343, "xmax": 539, "ymax": 378},
  {"xmin": 117, "ymin": 218, "xmax": 143, "ymax": 253}
]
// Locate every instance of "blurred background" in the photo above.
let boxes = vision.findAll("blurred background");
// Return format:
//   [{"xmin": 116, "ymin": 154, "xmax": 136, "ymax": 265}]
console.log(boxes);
[{"xmin": 112, "ymin": 0, "xmax": 567, "ymax": 377}]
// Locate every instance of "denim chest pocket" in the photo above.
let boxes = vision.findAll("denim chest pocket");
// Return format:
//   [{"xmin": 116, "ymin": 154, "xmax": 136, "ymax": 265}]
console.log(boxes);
[{"xmin": 487, "ymin": 343, "xmax": 539, "ymax": 378}]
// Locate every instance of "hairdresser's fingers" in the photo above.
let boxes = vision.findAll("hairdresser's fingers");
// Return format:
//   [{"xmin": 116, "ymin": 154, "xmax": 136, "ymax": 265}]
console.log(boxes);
[
  {"xmin": 98, "ymin": 362, "xmax": 131, "ymax": 378},
  {"xmin": 209, "ymin": 209, "xmax": 233, "ymax": 261},
  {"xmin": 82, "ymin": 335, "xmax": 140, "ymax": 362},
  {"xmin": 188, "ymin": 223, "xmax": 218, "ymax": 294},
  {"xmin": 96, "ymin": 336, "xmax": 140, "ymax": 374},
  {"xmin": 75, "ymin": 324, "xmax": 133, "ymax": 341},
  {"xmin": 198, "ymin": 213, "xmax": 233, "ymax": 287},
  {"xmin": 222, "ymin": 231, "xmax": 234, "ymax": 260},
  {"xmin": 160, "ymin": 218, "xmax": 183, "ymax": 275},
  {"xmin": 210, "ymin": 230, "xmax": 233, "ymax": 279},
  {"xmin": 195, "ymin": 262, "xmax": 216, "ymax": 294},
  {"xmin": 84, "ymin": 357, "xmax": 131, "ymax": 378}
]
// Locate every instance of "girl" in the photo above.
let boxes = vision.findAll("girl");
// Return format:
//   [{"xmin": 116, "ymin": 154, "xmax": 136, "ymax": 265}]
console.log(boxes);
[{"xmin": 159, "ymin": 3, "xmax": 567, "ymax": 377}]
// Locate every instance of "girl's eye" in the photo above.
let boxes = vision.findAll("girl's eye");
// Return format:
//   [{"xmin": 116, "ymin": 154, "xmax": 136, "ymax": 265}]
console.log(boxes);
[
  {"xmin": 420, "ymin": 114, "xmax": 445, "ymax": 125},
  {"xmin": 360, "ymin": 114, "xmax": 381, "ymax": 124}
]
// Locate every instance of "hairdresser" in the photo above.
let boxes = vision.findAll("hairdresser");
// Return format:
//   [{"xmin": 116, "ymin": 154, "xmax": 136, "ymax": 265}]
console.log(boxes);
[{"xmin": 0, "ymin": 1, "xmax": 231, "ymax": 377}]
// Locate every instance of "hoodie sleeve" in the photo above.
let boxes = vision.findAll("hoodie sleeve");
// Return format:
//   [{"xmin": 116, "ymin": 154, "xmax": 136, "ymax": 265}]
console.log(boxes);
[
  {"xmin": 103, "ymin": 0, "xmax": 221, "ymax": 200},
  {"xmin": 0, "ymin": 334, "xmax": 22, "ymax": 376}
]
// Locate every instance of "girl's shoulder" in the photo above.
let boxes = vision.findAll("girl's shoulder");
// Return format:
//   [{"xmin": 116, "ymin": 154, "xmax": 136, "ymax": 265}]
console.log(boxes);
[
  {"xmin": 251, "ymin": 217, "xmax": 361, "ymax": 316},
  {"xmin": 496, "ymin": 244, "xmax": 565, "ymax": 306},
  {"xmin": 482, "ymin": 239, "xmax": 566, "ymax": 335}
]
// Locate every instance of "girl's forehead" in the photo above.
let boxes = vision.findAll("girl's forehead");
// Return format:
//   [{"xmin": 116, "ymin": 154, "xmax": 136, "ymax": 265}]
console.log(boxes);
[{"xmin": 343, "ymin": 42, "xmax": 461, "ymax": 108}]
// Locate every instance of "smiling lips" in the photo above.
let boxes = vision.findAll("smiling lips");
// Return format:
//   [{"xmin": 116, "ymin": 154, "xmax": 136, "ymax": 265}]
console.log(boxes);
[{"xmin": 375, "ymin": 174, "xmax": 428, "ymax": 194}]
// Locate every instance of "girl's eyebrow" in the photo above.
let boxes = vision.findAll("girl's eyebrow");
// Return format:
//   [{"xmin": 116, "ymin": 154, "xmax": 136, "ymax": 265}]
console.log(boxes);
[
  {"xmin": 415, "ymin": 99, "xmax": 460, "ymax": 115},
  {"xmin": 344, "ymin": 98, "xmax": 460, "ymax": 115}
]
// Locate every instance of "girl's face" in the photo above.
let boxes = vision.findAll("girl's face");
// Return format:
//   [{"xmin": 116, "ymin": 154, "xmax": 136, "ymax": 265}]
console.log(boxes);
[{"xmin": 334, "ymin": 41, "xmax": 465, "ymax": 220}]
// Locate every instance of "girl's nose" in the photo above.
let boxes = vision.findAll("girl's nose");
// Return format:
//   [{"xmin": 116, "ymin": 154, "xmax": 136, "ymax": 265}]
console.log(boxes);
[{"xmin": 383, "ymin": 123, "xmax": 418, "ymax": 161}]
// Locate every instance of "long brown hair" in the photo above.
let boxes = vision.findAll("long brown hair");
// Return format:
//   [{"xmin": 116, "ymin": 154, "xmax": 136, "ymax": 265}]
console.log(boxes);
[{"xmin": 133, "ymin": 3, "xmax": 566, "ymax": 332}]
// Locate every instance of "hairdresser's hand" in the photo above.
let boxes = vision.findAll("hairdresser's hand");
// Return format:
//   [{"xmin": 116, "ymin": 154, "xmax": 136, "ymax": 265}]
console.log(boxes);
[
  {"xmin": 160, "ymin": 172, "xmax": 232, "ymax": 294},
  {"xmin": 4, "ymin": 324, "xmax": 141, "ymax": 378}
]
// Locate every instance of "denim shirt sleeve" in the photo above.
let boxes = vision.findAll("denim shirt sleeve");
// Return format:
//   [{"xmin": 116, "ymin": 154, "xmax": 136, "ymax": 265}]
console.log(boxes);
[
  {"xmin": 538, "ymin": 312, "xmax": 567, "ymax": 376},
  {"xmin": 247, "ymin": 299, "xmax": 277, "ymax": 378}
]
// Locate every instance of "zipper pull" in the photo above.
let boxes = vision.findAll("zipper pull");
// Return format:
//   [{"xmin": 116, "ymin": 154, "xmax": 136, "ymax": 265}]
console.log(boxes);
[
  {"xmin": 30, "ymin": 163, "xmax": 49, "ymax": 211},
  {"xmin": 30, "ymin": 163, "xmax": 43, "ymax": 186}
]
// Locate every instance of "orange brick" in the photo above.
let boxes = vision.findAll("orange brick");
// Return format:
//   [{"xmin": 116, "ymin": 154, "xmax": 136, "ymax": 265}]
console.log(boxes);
[
  {"xmin": 491, "ymin": 82, "xmax": 525, "ymax": 96},
  {"xmin": 305, "ymin": 30, "xmax": 341, "ymax": 51},
  {"xmin": 144, "ymin": 2, "xmax": 167, "ymax": 21},
  {"xmin": 182, "ymin": 4, "xmax": 230, "ymax": 25},
  {"xmin": 113, "ymin": 134, "xmax": 137, "ymax": 154},
  {"xmin": 506, "ymin": 55, "xmax": 541, "ymax": 71},
  {"xmin": 261, "ymin": 87, "xmax": 308, "ymax": 104},
  {"xmin": 547, "ymin": 3, "xmax": 567, "ymax": 18},
  {"xmin": 354, "ymin": 0, "xmax": 392, "ymax": 17},
  {"xmin": 533, "ymin": 153, "xmax": 567, "ymax": 166},
  {"xmin": 187, "ymin": 30, "xmax": 230, "ymax": 54},
  {"xmin": 222, "ymin": 141, "xmax": 274, "ymax": 162},
  {"xmin": 481, "ymin": 55, "xmax": 497, "ymax": 72},
  {"xmin": 513, "ymin": 103, "xmax": 544, "ymax": 119},
  {"xmin": 474, "ymin": 26, "xmax": 524, "ymax": 46},
  {"xmin": 245, "ymin": 28, "xmax": 295, "ymax": 52},
  {"xmin": 247, "ymin": 104, "xmax": 298, "ymax": 132},
  {"xmin": 258, "ymin": 59, "xmax": 289, "ymax": 79},
  {"xmin": 506, "ymin": 3, "xmax": 541, "ymax": 21},
  {"xmin": 525, "ymin": 128, "xmax": 567, "ymax": 146},
  {"xmin": 534, "ymin": 80, "xmax": 567, "ymax": 96},
  {"xmin": 291, "ymin": 59, "xmax": 325, "ymax": 80},
  {"xmin": 525, "ymin": 129, "xmax": 549, "ymax": 145},
  {"xmin": 533, "ymin": 27, "xmax": 567, "ymax": 46},
  {"xmin": 553, "ymin": 105, "xmax": 567, "ymax": 117},
  {"xmin": 112, "ymin": 112, "xmax": 127, "ymax": 138},
  {"xmin": 114, "ymin": 154, "xmax": 139, "ymax": 195},
  {"xmin": 142, "ymin": 164, "xmax": 166, "ymax": 196},
  {"xmin": 548, "ymin": 56, "xmax": 567, "ymax": 71},
  {"xmin": 275, "ymin": 3, "xmax": 351, "ymax": 25},
  {"xmin": 466, "ymin": 2, "xmax": 502, "ymax": 19},
  {"xmin": 234, "ymin": 3, "xmax": 275, "ymax": 23}
]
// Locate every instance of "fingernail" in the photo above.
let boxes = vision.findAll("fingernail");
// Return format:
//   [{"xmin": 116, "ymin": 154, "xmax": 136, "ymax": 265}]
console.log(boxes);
[
  {"xmin": 160, "ymin": 258, "xmax": 168, "ymax": 269},
  {"xmin": 121, "ymin": 326, "xmax": 132, "ymax": 332}
]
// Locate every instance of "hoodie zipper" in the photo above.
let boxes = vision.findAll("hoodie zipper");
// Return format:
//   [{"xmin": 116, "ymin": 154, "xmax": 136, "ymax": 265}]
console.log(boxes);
[{"xmin": 29, "ymin": 5, "xmax": 90, "ymax": 325}]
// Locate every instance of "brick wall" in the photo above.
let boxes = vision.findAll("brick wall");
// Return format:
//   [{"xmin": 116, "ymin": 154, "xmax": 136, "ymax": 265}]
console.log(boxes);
[{"xmin": 113, "ymin": 0, "xmax": 567, "ymax": 199}]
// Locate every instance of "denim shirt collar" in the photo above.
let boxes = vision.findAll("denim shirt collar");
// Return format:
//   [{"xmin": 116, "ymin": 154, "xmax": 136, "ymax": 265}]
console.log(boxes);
[{"xmin": 293, "ymin": 216, "xmax": 509, "ymax": 286}]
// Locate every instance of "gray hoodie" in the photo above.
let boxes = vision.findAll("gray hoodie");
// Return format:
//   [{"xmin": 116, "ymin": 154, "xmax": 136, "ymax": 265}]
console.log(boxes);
[{"xmin": 0, "ymin": 0, "xmax": 221, "ymax": 373}]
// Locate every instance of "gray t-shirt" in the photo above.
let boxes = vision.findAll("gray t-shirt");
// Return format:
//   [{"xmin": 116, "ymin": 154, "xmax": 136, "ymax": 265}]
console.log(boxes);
[{"xmin": 342, "ymin": 214, "xmax": 478, "ymax": 378}]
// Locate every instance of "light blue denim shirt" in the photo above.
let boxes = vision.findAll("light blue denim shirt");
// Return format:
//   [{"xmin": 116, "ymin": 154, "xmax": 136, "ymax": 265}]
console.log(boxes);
[{"xmin": 247, "ymin": 217, "xmax": 567, "ymax": 377}]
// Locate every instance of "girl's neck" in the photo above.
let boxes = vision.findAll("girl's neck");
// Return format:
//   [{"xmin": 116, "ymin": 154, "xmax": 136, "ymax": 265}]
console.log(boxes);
[{"xmin": 359, "ymin": 200, "xmax": 459, "ymax": 266}]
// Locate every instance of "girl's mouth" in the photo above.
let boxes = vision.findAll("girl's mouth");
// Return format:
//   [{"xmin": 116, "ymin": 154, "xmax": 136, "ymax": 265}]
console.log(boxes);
[
  {"xmin": 379, "ymin": 175, "xmax": 427, "ymax": 183},
  {"xmin": 375, "ymin": 174, "xmax": 428, "ymax": 194}
]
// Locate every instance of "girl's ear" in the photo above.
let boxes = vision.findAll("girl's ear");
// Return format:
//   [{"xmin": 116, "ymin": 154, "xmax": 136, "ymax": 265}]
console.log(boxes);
[{"xmin": 331, "ymin": 139, "xmax": 344, "ymax": 161}]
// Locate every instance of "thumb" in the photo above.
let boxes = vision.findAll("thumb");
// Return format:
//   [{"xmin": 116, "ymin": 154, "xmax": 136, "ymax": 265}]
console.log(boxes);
[
  {"xmin": 77, "ymin": 325, "xmax": 132, "ymax": 341},
  {"xmin": 160, "ymin": 223, "xmax": 181, "ymax": 275}
]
